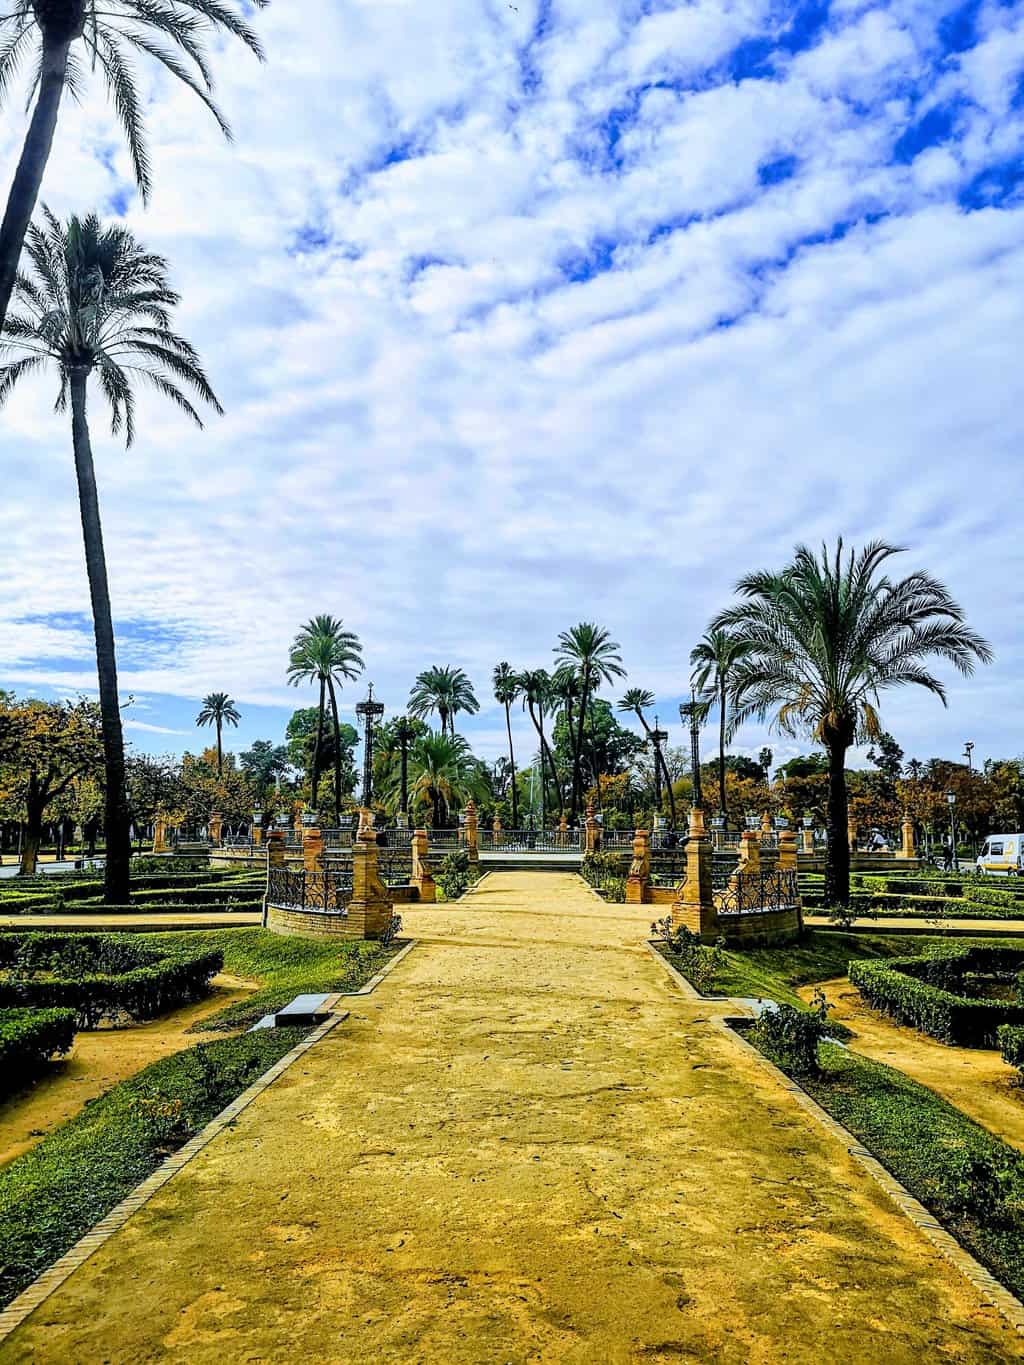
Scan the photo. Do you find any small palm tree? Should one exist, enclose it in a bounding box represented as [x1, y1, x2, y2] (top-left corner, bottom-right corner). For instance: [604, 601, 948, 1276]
[407, 731, 479, 828]
[517, 668, 562, 821]
[0, 0, 268, 333]
[713, 541, 991, 904]
[689, 628, 752, 821]
[492, 662, 520, 827]
[196, 692, 239, 775]
[554, 623, 625, 820]
[287, 616, 363, 821]
[618, 687, 676, 827]
[0, 210, 221, 903]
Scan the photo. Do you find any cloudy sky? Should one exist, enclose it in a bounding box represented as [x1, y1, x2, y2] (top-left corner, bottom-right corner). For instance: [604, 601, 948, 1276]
[1, 0, 1022, 772]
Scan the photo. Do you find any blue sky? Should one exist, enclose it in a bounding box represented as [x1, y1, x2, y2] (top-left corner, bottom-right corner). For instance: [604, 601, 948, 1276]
[1, 0, 1023, 771]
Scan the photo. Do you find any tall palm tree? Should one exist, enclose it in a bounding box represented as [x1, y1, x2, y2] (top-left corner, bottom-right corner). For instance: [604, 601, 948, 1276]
[492, 662, 520, 827]
[618, 687, 677, 827]
[407, 731, 479, 828]
[713, 541, 991, 905]
[196, 692, 239, 775]
[287, 615, 363, 822]
[0, 0, 268, 334]
[517, 668, 562, 821]
[689, 628, 753, 821]
[0, 210, 221, 903]
[554, 623, 625, 820]
[409, 665, 479, 738]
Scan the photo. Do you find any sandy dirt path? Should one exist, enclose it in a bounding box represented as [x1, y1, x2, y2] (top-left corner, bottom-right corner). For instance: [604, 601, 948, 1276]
[0, 874, 1015, 1363]
[802, 976, 1024, 1153]
[0, 974, 257, 1167]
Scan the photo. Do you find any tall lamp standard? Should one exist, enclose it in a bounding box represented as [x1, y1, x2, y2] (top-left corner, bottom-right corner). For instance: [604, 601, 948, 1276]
[356, 684, 385, 810]
[679, 695, 704, 811]
[394, 715, 416, 826]
[649, 718, 668, 825]
[946, 790, 958, 872]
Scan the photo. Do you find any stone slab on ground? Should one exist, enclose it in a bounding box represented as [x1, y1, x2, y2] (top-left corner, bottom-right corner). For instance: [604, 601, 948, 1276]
[0, 873, 1015, 1363]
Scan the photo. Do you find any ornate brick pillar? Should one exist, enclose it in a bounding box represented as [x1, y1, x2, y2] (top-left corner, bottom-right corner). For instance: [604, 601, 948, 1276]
[412, 828, 436, 903]
[625, 829, 651, 904]
[801, 826, 814, 854]
[209, 811, 223, 847]
[898, 814, 916, 860]
[348, 824, 394, 940]
[848, 816, 858, 853]
[672, 808, 716, 938]
[778, 829, 798, 872]
[262, 829, 287, 927]
[584, 799, 600, 854]
[153, 813, 169, 855]
[493, 816, 502, 848]
[464, 799, 479, 864]
[737, 829, 761, 874]
[302, 826, 323, 875]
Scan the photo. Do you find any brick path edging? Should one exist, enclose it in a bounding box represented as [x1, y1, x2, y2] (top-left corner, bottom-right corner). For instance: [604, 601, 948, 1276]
[645, 939, 1024, 1337]
[0, 937, 422, 1346]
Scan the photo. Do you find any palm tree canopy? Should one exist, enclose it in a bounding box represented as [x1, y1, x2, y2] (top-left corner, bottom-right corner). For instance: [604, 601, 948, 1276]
[0, 0, 268, 198]
[0, 208, 221, 441]
[407, 730, 484, 811]
[287, 615, 364, 689]
[689, 628, 751, 703]
[618, 687, 655, 716]
[492, 662, 519, 707]
[196, 692, 239, 727]
[712, 540, 992, 747]
[409, 665, 479, 730]
[517, 668, 552, 712]
[553, 622, 625, 690]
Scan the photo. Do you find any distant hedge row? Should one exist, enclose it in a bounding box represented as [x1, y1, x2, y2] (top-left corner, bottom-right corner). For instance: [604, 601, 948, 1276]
[0, 933, 223, 1028]
[850, 945, 1024, 1046]
[0, 1008, 77, 1091]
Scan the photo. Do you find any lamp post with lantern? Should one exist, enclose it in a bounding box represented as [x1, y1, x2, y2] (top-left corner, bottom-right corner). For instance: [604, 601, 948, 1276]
[946, 790, 958, 872]
[356, 683, 385, 810]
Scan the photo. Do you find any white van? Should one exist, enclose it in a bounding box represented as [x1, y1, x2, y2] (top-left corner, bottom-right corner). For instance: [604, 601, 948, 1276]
[976, 835, 1024, 877]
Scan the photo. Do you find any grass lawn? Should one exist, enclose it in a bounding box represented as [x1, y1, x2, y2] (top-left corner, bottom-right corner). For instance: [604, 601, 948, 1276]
[145, 927, 398, 1030]
[0, 1029, 301, 1310]
[797, 1042, 1024, 1302]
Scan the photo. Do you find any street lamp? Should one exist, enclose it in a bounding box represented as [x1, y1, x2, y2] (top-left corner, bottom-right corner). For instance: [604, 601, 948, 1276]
[946, 790, 958, 872]
[679, 696, 703, 811]
[649, 719, 668, 822]
[394, 715, 416, 826]
[355, 683, 385, 809]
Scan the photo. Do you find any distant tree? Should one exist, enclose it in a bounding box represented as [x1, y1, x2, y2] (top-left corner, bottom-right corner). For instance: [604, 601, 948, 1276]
[690, 627, 752, 820]
[777, 753, 829, 780]
[0, 211, 221, 902]
[196, 692, 240, 775]
[619, 688, 676, 826]
[239, 740, 290, 799]
[867, 731, 904, 790]
[125, 752, 182, 841]
[758, 746, 773, 784]
[409, 666, 479, 738]
[554, 623, 625, 820]
[517, 668, 561, 821]
[406, 731, 482, 828]
[287, 616, 363, 821]
[492, 663, 520, 827]
[714, 541, 991, 904]
[285, 707, 357, 803]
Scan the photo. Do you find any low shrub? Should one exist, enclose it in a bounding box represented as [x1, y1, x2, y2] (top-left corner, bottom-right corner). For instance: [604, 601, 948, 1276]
[999, 1024, 1024, 1083]
[748, 989, 832, 1074]
[850, 945, 1024, 1046]
[0, 933, 223, 1028]
[651, 917, 724, 995]
[0, 1007, 77, 1092]
[435, 850, 480, 901]
[581, 851, 629, 901]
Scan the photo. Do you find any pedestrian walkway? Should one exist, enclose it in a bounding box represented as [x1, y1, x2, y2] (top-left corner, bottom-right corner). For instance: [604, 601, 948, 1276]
[0, 874, 1013, 1362]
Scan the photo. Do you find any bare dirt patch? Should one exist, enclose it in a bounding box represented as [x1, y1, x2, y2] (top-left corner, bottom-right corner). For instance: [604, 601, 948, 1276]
[0, 972, 257, 1167]
[801, 976, 1024, 1153]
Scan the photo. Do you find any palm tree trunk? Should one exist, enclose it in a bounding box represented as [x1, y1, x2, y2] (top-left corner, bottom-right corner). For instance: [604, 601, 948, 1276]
[504, 702, 519, 827]
[718, 678, 727, 816]
[825, 737, 851, 905]
[526, 703, 546, 824]
[571, 676, 589, 821]
[70, 367, 130, 904]
[0, 35, 71, 334]
[216, 718, 223, 775]
[310, 677, 325, 808]
[326, 676, 343, 824]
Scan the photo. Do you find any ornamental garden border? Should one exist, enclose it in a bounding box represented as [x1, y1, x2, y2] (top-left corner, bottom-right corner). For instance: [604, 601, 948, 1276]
[850, 945, 1024, 1046]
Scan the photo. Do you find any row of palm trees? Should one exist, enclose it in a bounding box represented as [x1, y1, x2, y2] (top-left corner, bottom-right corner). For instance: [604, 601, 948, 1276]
[0, 2, 271, 903]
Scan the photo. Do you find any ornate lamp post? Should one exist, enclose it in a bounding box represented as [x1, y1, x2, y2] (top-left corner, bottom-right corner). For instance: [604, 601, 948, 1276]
[946, 789, 958, 872]
[679, 696, 703, 811]
[394, 715, 416, 826]
[649, 718, 668, 825]
[356, 683, 385, 809]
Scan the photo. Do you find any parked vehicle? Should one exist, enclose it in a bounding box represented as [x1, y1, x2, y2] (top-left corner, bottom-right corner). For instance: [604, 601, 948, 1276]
[976, 834, 1024, 876]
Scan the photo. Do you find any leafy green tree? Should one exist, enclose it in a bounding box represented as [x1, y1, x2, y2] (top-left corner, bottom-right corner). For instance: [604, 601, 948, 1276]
[689, 627, 752, 820]
[517, 668, 561, 821]
[867, 731, 904, 790]
[239, 740, 290, 799]
[713, 541, 991, 904]
[195, 692, 239, 775]
[492, 662, 520, 827]
[176, 749, 253, 825]
[618, 688, 676, 826]
[409, 665, 479, 738]
[0, 694, 103, 874]
[125, 752, 182, 839]
[286, 615, 363, 822]
[554, 623, 625, 820]
[0, 211, 221, 902]
[0, 0, 268, 334]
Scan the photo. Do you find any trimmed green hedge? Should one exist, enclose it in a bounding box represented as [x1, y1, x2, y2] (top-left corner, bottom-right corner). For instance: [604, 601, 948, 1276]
[0, 933, 222, 1028]
[850, 945, 1024, 1045]
[0, 1007, 77, 1091]
[998, 1024, 1024, 1079]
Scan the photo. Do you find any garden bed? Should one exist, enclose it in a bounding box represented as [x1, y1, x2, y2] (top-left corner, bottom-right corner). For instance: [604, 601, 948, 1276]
[850, 945, 1024, 1045]
[0, 1008, 77, 1096]
[0, 933, 222, 1028]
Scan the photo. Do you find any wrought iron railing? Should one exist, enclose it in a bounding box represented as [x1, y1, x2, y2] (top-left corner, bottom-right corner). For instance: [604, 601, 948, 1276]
[480, 828, 582, 852]
[266, 867, 353, 913]
[599, 831, 634, 849]
[427, 828, 459, 849]
[650, 851, 687, 887]
[321, 828, 354, 850]
[714, 869, 799, 915]
[379, 849, 414, 886]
